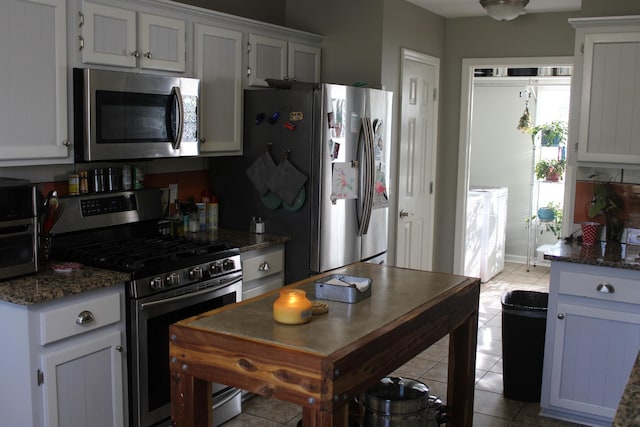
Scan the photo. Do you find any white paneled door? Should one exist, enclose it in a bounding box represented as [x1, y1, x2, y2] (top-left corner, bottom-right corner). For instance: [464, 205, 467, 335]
[395, 49, 439, 271]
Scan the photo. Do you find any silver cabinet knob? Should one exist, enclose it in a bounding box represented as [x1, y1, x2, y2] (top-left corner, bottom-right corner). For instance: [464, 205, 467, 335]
[557, 313, 565, 320]
[144, 52, 152, 59]
[76, 310, 95, 325]
[115, 345, 123, 353]
[61, 139, 71, 147]
[131, 50, 140, 58]
[258, 261, 270, 271]
[596, 283, 615, 293]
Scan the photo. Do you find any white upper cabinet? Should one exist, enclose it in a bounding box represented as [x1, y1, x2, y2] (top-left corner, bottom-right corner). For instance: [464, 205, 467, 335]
[571, 16, 640, 164]
[194, 24, 243, 155]
[80, 1, 185, 72]
[288, 41, 322, 83]
[0, 0, 70, 165]
[248, 34, 321, 86]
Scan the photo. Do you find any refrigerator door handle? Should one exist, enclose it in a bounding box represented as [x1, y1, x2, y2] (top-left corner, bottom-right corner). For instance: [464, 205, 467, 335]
[358, 117, 375, 236]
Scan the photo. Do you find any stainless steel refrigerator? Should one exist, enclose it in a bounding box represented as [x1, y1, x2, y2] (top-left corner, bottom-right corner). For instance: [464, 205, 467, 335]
[210, 83, 393, 283]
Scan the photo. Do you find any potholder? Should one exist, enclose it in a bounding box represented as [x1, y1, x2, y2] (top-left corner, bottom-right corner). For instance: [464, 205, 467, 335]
[266, 158, 308, 206]
[245, 151, 277, 195]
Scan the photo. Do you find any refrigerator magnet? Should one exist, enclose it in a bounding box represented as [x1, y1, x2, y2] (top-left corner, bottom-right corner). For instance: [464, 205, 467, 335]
[290, 111, 304, 121]
[255, 113, 265, 125]
[268, 111, 280, 124]
[284, 121, 296, 131]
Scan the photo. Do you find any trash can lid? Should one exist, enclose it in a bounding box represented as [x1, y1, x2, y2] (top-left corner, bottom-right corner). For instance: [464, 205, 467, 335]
[501, 290, 548, 311]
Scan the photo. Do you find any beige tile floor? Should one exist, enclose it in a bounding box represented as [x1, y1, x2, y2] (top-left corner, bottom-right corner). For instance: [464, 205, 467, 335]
[221, 262, 587, 426]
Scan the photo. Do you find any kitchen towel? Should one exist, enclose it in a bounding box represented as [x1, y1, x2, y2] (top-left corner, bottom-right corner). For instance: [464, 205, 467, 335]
[267, 158, 308, 206]
[246, 151, 277, 195]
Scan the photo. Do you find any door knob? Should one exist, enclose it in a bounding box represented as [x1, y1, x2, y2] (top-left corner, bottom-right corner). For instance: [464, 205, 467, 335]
[399, 209, 412, 218]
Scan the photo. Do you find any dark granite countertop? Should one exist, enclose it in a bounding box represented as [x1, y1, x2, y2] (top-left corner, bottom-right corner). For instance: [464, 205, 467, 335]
[614, 350, 640, 427]
[0, 229, 289, 306]
[543, 240, 640, 271]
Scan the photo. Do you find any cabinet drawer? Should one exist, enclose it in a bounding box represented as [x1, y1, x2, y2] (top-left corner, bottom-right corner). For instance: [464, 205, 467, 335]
[242, 249, 284, 282]
[40, 292, 121, 345]
[558, 271, 640, 304]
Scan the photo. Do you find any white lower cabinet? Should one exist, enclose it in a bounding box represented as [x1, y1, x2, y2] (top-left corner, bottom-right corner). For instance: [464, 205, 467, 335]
[541, 262, 640, 426]
[241, 244, 285, 300]
[0, 286, 126, 427]
[41, 330, 124, 427]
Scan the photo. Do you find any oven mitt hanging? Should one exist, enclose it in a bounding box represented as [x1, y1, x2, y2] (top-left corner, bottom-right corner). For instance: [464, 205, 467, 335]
[267, 158, 308, 206]
[246, 151, 277, 195]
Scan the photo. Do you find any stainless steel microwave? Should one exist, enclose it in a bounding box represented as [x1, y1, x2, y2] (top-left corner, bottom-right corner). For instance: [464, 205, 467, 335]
[73, 68, 200, 162]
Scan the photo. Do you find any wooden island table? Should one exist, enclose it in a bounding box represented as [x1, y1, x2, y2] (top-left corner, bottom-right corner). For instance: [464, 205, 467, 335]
[169, 263, 480, 427]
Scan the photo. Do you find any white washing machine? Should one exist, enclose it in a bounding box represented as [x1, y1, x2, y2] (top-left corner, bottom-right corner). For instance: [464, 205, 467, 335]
[466, 186, 508, 283]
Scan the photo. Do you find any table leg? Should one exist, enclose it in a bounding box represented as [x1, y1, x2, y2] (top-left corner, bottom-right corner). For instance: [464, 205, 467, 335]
[447, 310, 479, 427]
[170, 371, 211, 427]
[301, 405, 349, 427]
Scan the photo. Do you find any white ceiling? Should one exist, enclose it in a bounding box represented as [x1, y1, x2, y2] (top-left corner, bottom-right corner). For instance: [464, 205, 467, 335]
[405, 0, 582, 19]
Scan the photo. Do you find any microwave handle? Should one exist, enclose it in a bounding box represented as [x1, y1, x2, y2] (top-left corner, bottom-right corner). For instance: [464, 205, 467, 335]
[171, 86, 184, 150]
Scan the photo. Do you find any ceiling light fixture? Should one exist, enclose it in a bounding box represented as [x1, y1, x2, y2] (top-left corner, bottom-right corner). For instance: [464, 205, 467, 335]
[479, 0, 529, 21]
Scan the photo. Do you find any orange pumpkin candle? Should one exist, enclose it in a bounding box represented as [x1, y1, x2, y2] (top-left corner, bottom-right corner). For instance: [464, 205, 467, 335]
[273, 289, 312, 324]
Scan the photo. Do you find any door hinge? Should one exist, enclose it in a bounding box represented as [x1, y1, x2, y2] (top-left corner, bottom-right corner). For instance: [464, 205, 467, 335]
[247, 66, 252, 77]
[433, 88, 438, 102]
[579, 42, 584, 55]
[37, 369, 44, 386]
[247, 42, 252, 54]
[78, 11, 84, 27]
[79, 36, 84, 51]
[574, 141, 579, 152]
[429, 182, 434, 194]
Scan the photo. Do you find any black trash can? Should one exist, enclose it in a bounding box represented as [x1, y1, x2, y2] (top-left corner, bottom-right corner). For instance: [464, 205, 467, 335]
[501, 290, 548, 402]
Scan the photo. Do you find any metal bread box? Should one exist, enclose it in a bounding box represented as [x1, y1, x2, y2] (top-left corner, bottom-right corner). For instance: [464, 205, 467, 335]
[315, 275, 372, 303]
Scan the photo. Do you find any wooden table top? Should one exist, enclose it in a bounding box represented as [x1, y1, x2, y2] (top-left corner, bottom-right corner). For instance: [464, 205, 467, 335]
[178, 262, 473, 355]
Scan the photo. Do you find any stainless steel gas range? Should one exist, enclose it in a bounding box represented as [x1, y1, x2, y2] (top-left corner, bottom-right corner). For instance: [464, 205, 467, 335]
[51, 188, 243, 427]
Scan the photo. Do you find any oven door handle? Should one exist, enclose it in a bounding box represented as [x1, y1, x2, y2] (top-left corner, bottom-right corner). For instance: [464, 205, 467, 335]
[140, 276, 241, 310]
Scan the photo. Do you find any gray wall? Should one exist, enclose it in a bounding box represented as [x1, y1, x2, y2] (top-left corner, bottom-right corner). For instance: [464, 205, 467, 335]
[285, 0, 385, 87]
[172, 0, 285, 25]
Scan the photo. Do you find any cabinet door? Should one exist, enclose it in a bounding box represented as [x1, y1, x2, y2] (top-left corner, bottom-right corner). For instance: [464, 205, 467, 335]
[549, 302, 640, 420]
[41, 330, 125, 427]
[288, 42, 321, 83]
[139, 13, 185, 72]
[248, 34, 287, 87]
[577, 32, 640, 163]
[80, 1, 136, 67]
[195, 24, 243, 154]
[0, 0, 69, 164]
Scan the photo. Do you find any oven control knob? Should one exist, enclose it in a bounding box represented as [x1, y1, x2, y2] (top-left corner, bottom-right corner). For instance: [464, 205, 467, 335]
[222, 259, 235, 271]
[189, 267, 204, 280]
[165, 272, 180, 287]
[149, 277, 164, 290]
[210, 262, 222, 274]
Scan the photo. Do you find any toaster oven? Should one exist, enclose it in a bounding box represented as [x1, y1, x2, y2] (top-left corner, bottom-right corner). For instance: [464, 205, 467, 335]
[0, 178, 39, 280]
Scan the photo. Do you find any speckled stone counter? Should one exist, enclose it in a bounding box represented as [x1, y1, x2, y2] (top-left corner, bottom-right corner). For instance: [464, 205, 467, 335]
[0, 265, 129, 305]
[190, 228, 290, 252]
[0, 228, 289, 306]
[614, 350, 640, 427]
[543, 240, 640, 271]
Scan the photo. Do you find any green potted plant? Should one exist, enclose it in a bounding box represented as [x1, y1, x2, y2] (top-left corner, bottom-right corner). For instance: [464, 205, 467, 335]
[584, 182, 624, 259]
[527, 202, 563, 239]
[535, 158, 566, 181]
[528, 120, 568, 146]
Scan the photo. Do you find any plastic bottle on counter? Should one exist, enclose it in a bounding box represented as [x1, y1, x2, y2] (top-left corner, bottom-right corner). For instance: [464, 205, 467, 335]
[255, 217, 265, 234]
[250, 216, 257, 233]
[207, 196, 218, 230]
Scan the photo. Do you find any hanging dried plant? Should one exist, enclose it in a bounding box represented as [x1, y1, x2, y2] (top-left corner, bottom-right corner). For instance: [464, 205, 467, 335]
[517, 104, 531, 133]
